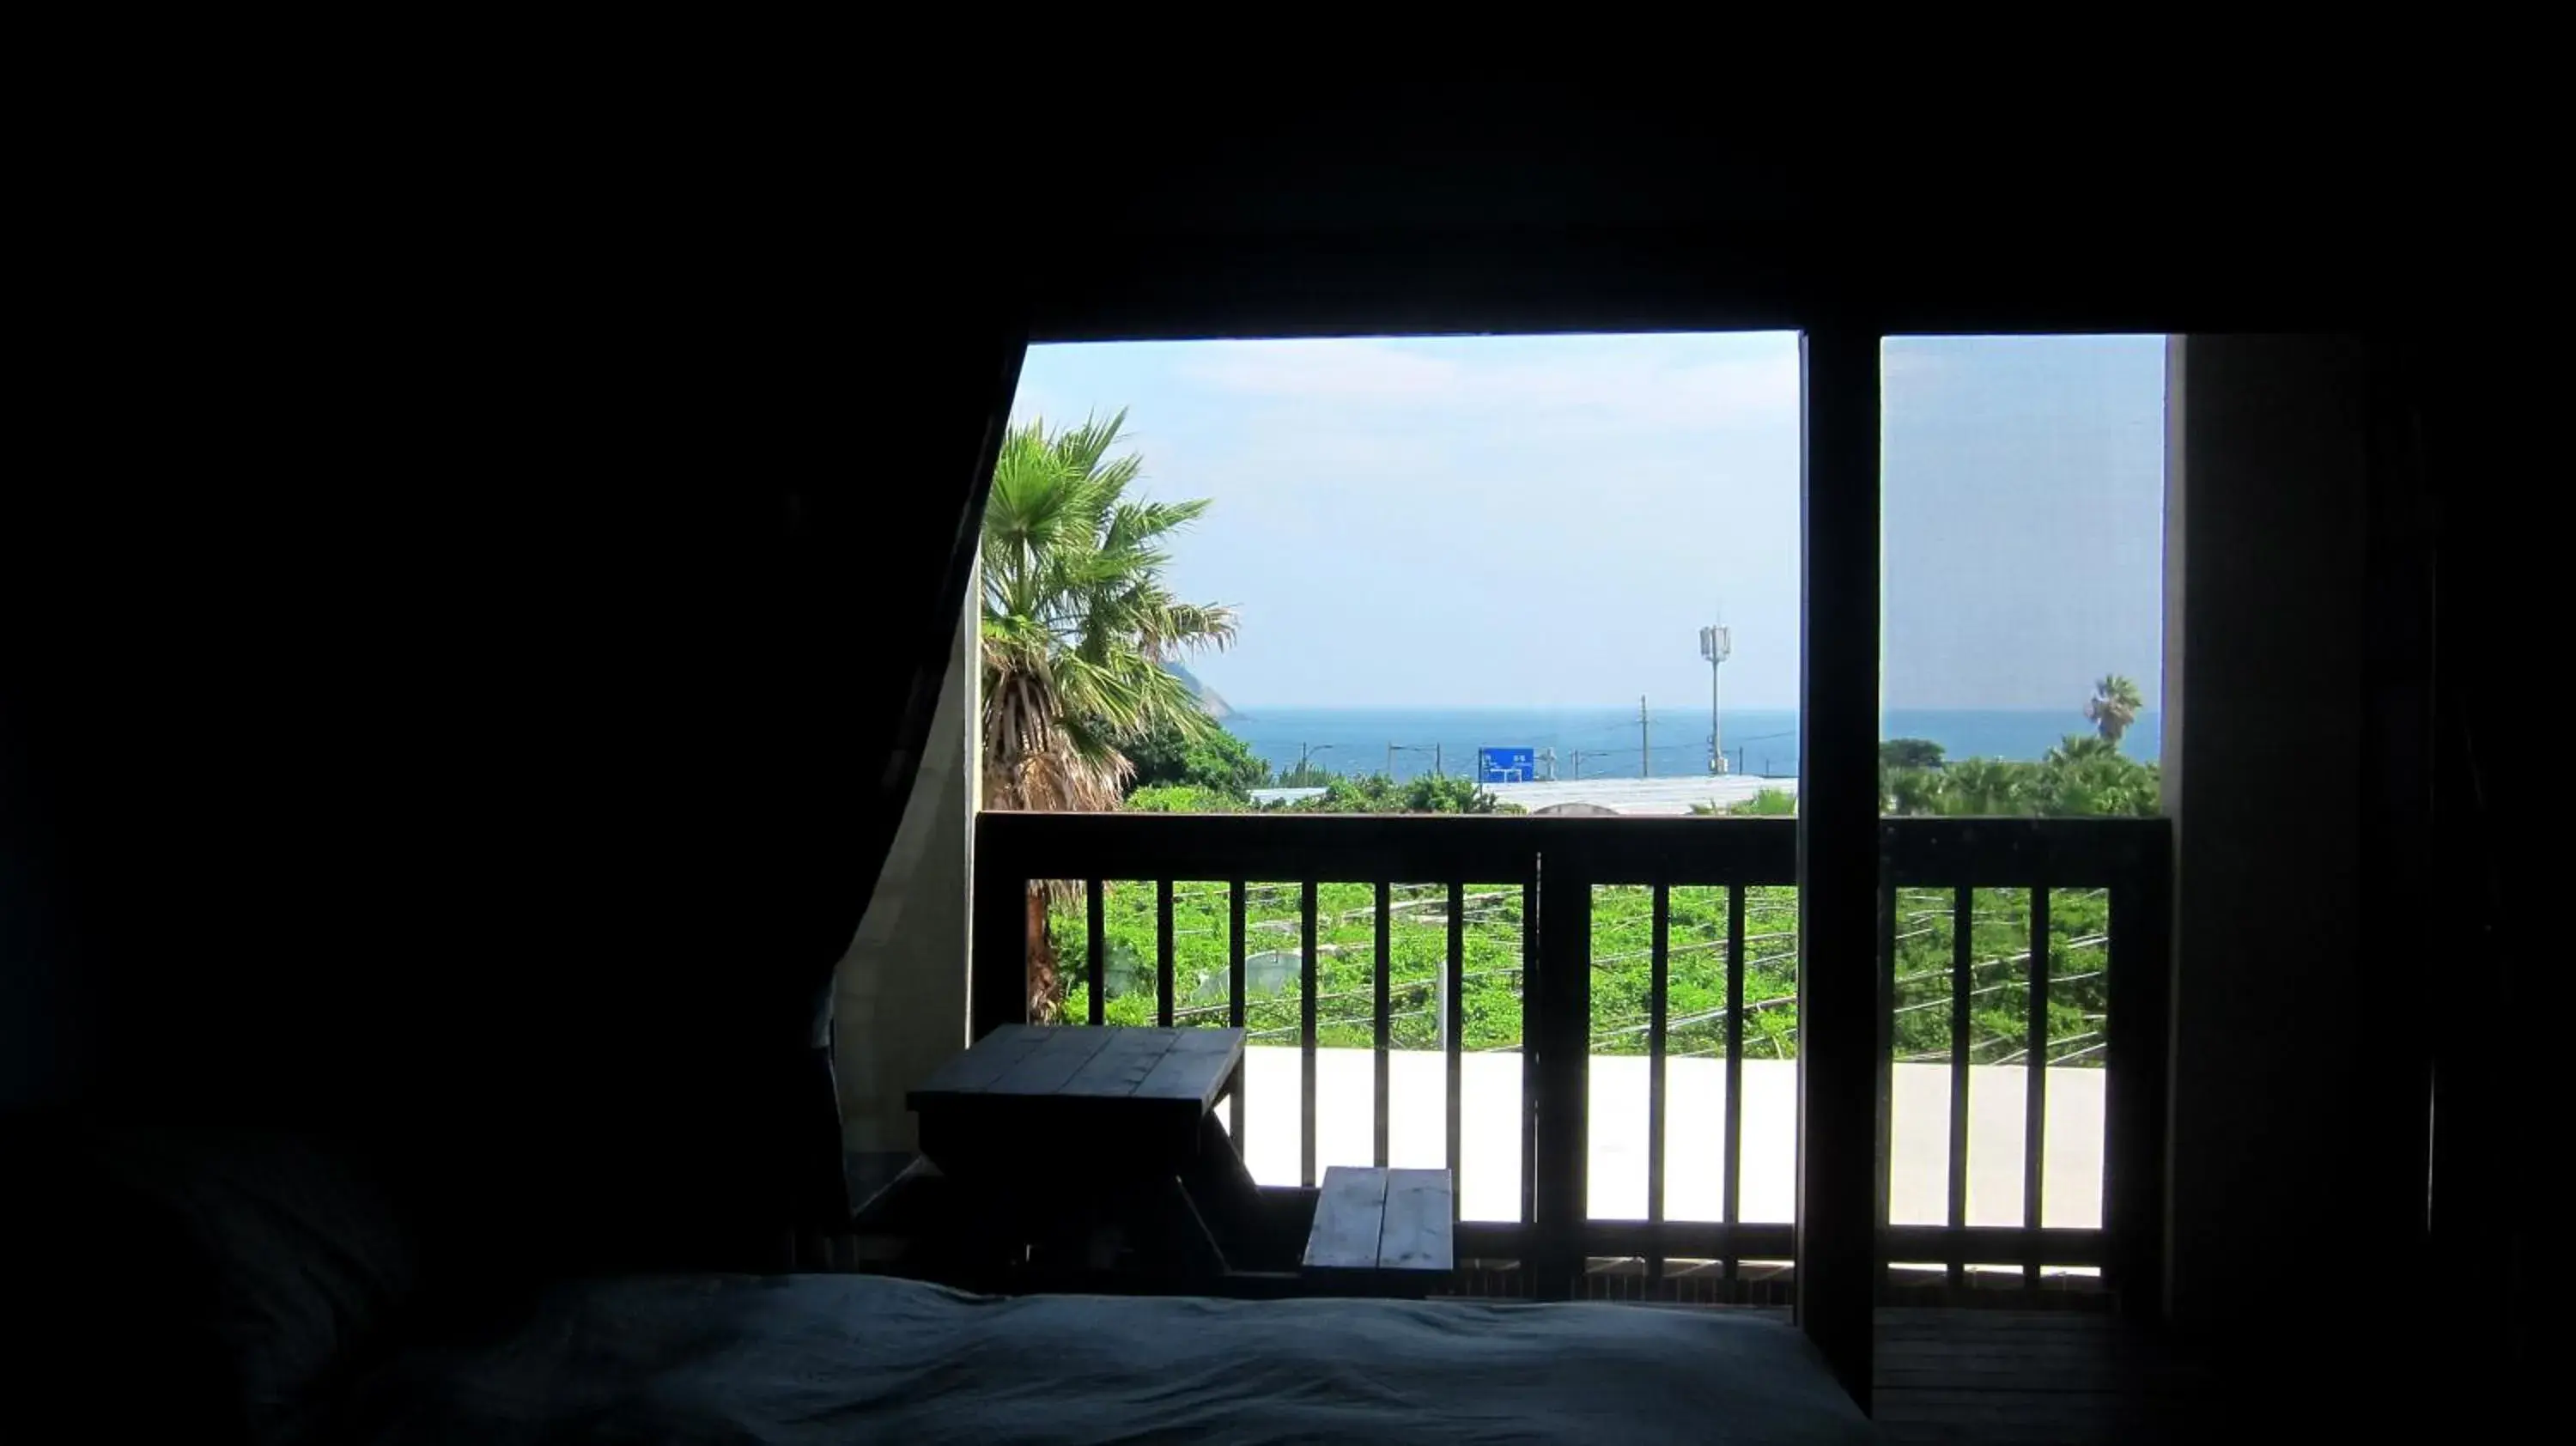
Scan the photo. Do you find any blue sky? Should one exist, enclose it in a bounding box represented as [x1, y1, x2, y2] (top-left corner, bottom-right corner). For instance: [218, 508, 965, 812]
[1012, 333, 2164, 711]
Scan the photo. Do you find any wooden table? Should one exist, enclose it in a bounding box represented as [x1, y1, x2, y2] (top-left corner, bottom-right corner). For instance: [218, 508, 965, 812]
[906, 1026, 1272, 1284]
[909, 1024, 1243, 1162]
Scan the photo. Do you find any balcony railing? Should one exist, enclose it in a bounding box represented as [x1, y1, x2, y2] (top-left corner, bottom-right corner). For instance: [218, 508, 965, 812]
[970, 811, 2169, 1307]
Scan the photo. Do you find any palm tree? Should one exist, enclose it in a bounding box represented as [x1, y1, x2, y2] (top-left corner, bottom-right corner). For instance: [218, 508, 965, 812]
[2036, 733, 2160, 815]
[980, 410, 1236, 1017]
[2046, 733, 2121, 767]
[1882, 761, 1948, 816]
[1941, 756, 2024, 815]
[2083, 674, 2144, 747]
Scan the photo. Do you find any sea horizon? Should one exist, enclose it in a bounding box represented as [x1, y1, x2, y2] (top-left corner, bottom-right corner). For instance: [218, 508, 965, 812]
[1218, 705, 2161, 782]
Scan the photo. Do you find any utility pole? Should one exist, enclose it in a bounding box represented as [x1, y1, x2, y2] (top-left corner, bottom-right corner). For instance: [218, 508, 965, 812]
[1639, 696, 1651, 778]
[1700, 623, 1731, 775]
[1434, 742, 1443, 778]
[1297, 742, 1335, 778]
[1571, 750, 1583, 780]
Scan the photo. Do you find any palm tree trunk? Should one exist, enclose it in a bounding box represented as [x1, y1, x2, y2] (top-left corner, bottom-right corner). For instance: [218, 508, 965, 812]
[1024, 885, 1060, 1025]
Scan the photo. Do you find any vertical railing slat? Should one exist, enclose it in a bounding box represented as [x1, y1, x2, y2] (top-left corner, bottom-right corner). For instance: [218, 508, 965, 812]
[1228, 879, 1246, 1145]
[2105, 834, 2173, 1318]
[1722, 883, 1747, 1286]
[1301, 879, 1318, 1189]
[1445, 881, 1465, 1196]
[2023, 884, 2051, 1287]
[1874, 878, 1897, 1299]
[1647, 884, 1670, 1281]
[1085, 878, 1106, 1028]
[1374, 880, 1392, 1168]
[1155, 879, 1175, 1028]
[1520, 876, 1539, 1231]
[1947, 884, 1973, 1287]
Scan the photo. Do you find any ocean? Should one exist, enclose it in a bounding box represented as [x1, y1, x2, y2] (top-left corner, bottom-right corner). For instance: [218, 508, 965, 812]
[1224, 707, 2161, 782]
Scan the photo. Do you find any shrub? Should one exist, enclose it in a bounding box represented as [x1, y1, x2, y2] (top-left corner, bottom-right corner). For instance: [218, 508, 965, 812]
[1121, 715, 1270, 800]
[1124, 784, 1243, 813]
[1279, 773, 1523, 815]
[1877, 740, 2160, 818]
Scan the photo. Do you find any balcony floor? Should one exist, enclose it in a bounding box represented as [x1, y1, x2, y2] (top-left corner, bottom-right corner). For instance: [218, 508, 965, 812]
[1862, 1308, 2216, 1444]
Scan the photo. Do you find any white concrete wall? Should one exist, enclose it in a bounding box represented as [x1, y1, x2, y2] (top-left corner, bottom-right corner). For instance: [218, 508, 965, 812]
[833, 590, 975, 1156]
[1224, 1046, 2103, 1231]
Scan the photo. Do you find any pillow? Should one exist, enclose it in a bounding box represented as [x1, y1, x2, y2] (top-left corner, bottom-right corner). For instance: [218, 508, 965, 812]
[11, 1121, 420, 1444]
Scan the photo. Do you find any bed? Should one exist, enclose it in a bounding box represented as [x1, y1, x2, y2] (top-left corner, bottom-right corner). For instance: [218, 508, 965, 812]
[17, 1122, 1874, 1443]
[329, 1273, 1874, 1444]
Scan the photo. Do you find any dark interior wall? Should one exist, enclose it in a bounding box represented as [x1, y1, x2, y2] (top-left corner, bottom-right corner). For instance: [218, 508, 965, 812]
[4, 127, 1017, 1255]
[3, 488, 841, 1220]
[2163, 336, 2382, 1331]
[5, 509, 993, 1236]
[2167, 332, 2533, 1379]
[2416, 342, 2543, 1375]
[1012, 87, 2453, 343]
[2, 700, 88, 1108]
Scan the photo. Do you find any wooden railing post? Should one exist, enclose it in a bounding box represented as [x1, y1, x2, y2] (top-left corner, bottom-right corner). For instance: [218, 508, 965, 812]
[1531, 849, 1591, 1300]
[969, 813, 1030, 1040]
[1797, 325, 1880, 1411]
[2105, 822, 2173, 1318]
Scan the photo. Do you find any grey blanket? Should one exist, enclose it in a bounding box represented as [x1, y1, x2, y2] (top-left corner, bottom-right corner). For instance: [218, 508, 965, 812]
[338, 1273, 1874, 1444]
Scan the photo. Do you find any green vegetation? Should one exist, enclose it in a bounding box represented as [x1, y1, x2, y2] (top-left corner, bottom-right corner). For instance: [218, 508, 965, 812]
[1116, 770, 1524, 816]
[1064, 680, 2143, 1066]
[1058, 880, 2105, 1067]
[1062, 880, 1526, 1049]
[1123, 783, 1245, 814]
[1690, 787, 1795, 817]
[1121, 711, 1269, 800]
[1873, 682, 2160, 818]
[1279, 773, 1523, 815]
[1878, 734, 2158, 818]
[1738, 787, 1800, 816]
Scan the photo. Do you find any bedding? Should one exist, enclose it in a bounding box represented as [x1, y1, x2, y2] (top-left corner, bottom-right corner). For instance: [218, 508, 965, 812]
[14, 1121, 422, 1446]
[331, 1273, 1874, 1444]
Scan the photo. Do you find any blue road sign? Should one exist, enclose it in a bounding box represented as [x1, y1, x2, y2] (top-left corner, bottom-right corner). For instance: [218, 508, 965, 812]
[1478, 746, 1535, 784]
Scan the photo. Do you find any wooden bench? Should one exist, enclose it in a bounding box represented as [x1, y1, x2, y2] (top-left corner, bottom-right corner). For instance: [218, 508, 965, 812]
[1299, 1166, 1454, 1297]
